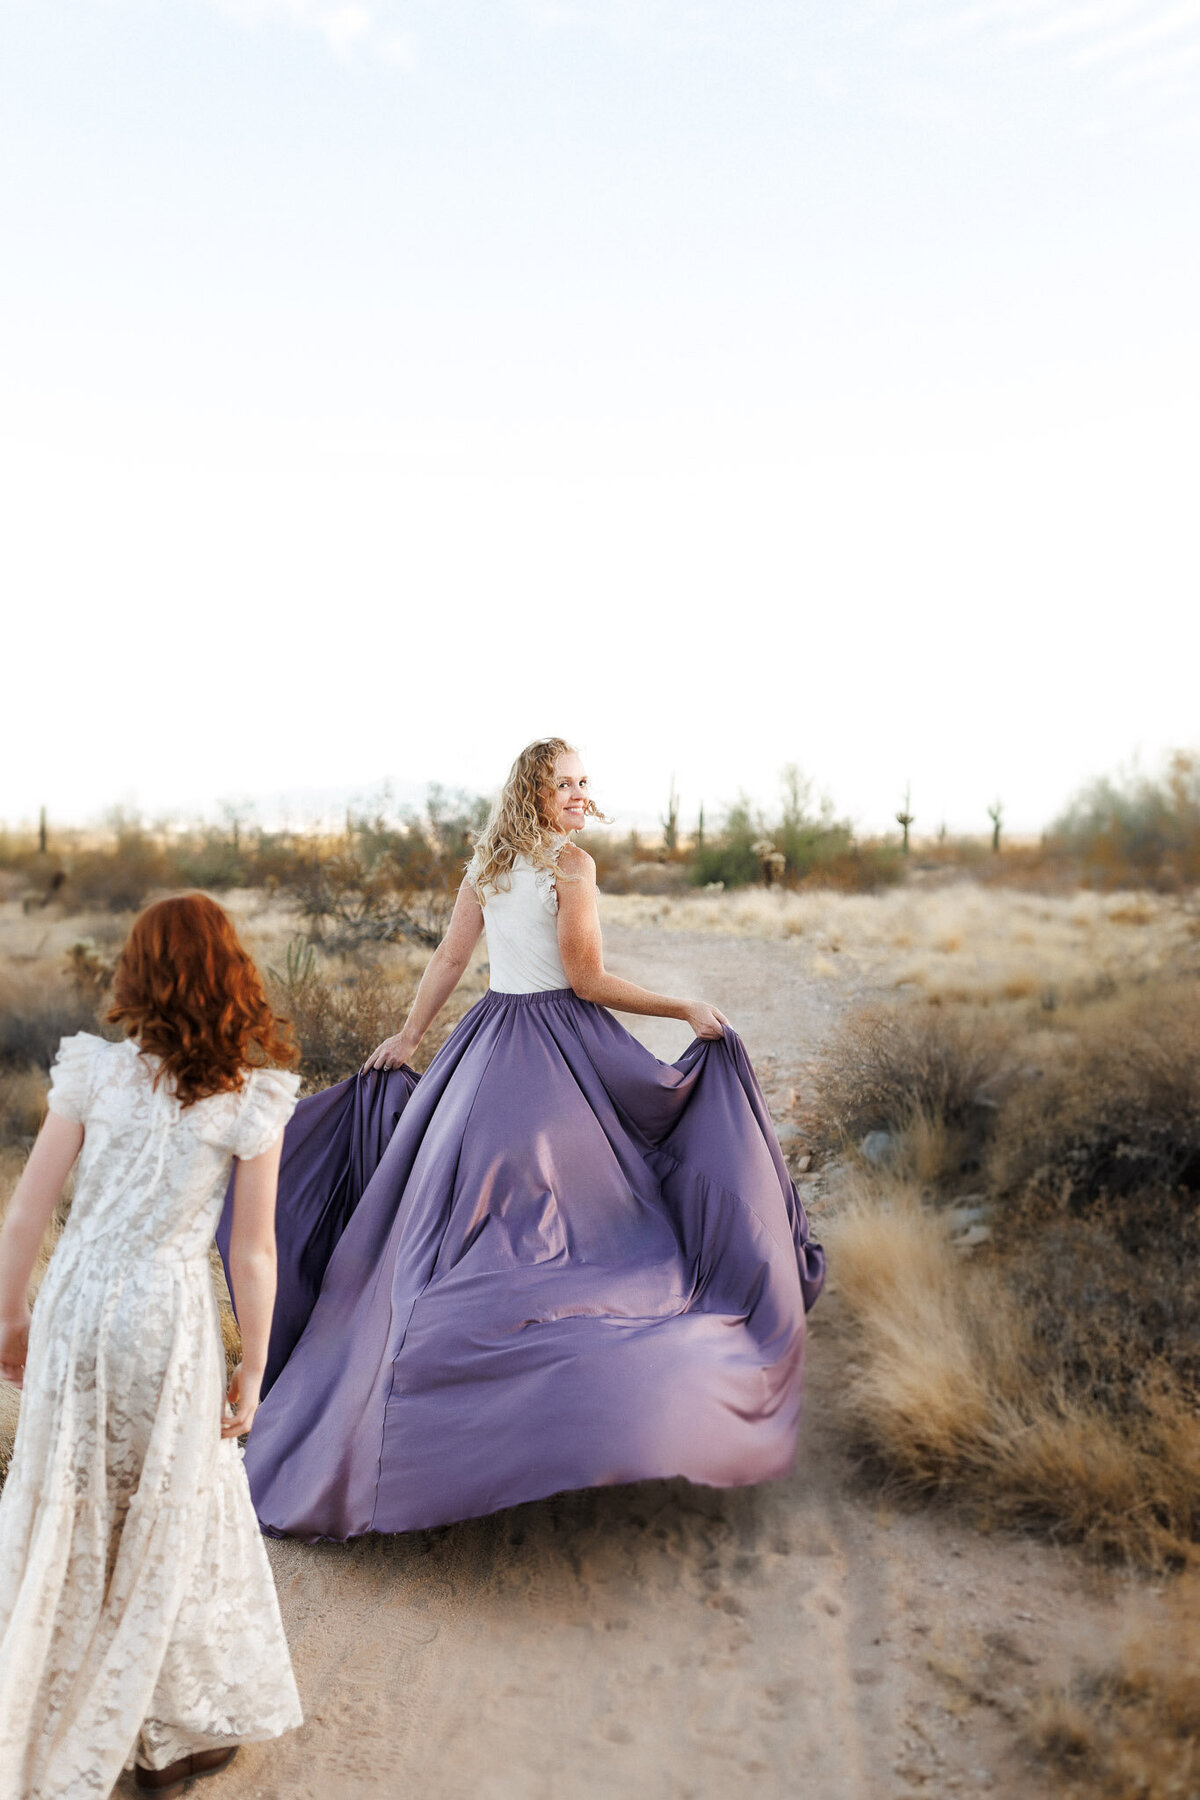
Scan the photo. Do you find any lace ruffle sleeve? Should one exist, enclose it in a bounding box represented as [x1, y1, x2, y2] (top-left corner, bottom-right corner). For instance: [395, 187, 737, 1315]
[532, 836, 567, 916]
[231, 1068, 301, 1161]
[46, 1032, 106, 1124]
[464, 854, 482, 898]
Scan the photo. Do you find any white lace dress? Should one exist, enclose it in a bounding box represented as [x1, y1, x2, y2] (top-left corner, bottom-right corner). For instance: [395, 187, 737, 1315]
[0, 1034, 304, 1799]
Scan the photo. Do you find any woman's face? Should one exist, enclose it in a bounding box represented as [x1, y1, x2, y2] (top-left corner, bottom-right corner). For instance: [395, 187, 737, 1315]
[546, 751, 590, 834]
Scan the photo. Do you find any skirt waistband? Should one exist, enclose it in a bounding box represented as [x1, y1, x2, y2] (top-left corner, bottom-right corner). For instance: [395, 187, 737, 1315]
[482, 986, 577, 1006]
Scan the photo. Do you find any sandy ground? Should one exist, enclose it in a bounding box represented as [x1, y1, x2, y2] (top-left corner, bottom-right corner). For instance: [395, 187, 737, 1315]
[103, 924, 1138, 1800]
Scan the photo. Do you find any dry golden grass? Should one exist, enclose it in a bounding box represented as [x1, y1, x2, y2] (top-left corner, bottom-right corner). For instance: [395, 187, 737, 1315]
[600, 881, 1196, 1009]
[1032, 1572, 1200, 1797]
[825, 1176, 1200, 1566]
[824, 1177, 999, 1477]
[813, 968, 1200, 1566]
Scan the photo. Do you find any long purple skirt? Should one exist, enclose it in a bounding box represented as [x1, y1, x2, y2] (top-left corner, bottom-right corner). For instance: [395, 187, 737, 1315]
[220, 988, 825, 1541]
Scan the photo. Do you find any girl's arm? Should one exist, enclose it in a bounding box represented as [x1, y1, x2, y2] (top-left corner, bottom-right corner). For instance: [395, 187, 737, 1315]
[223, 1129, 285, 1439]
[0, 1111, 85, 1386]
[556, 845, 728, 1039]
[362, 878, 485, 1072]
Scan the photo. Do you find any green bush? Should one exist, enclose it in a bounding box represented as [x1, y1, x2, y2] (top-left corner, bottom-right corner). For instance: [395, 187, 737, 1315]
[1051, 751, 1200, 888]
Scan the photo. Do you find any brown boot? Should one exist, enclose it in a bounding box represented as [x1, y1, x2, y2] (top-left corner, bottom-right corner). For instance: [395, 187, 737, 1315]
[134, 1746, 238, 1792]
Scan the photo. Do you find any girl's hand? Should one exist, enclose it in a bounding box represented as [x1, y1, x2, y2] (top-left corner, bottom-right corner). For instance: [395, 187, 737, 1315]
[683, 1002, 730, 1041]
[222, 1361, 263, 1439]
[0, 1312, 31, 1388]
[362, 1032, 419, 1074]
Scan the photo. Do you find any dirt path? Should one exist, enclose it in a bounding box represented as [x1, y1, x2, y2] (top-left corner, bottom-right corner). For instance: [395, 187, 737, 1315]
[122, 929, 1131, 1800]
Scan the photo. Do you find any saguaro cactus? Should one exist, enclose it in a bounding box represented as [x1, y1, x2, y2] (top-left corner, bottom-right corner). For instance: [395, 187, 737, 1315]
[38, 805, 47, 856]
[662, 778, 680, 853]
[988, 800, 1003, 853]
[696, 802, 705, 849]
[895, 785, 914, 854]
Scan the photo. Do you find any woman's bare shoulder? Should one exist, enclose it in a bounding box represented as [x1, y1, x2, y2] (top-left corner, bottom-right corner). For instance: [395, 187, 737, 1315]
[557, 842, 596, 879]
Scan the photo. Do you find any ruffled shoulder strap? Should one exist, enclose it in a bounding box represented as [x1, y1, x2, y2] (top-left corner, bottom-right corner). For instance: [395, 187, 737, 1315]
[531, 834, 568, 916]
[231, 1067, 301, 1160]
[192, 1066, 300, 1158]
[46, 1032, 108, 1124]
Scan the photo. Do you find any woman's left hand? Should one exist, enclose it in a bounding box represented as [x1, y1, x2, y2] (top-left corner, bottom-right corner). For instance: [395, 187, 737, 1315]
[0, 1312, 31, 1388]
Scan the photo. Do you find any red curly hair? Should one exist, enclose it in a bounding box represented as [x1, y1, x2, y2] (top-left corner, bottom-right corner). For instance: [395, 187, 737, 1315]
[107, 893, 297, 1107]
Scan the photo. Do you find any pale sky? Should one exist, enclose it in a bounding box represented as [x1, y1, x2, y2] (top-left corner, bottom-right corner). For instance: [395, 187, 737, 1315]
[2, 0, 1197, 839]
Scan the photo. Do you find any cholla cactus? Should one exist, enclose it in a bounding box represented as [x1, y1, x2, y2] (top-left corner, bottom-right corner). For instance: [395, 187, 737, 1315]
[752, 838, 786, 886]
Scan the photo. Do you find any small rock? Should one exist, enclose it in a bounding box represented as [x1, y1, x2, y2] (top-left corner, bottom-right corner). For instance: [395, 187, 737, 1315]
[791, 1152, 811, 1172]
[946, 1204, 991, 1232]
[859, 1130, 897, 1166]
[957, 1224, 992, 1249]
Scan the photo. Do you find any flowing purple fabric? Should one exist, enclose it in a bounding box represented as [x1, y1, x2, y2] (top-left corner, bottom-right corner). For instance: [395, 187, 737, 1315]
[219, 989, 825, 1542]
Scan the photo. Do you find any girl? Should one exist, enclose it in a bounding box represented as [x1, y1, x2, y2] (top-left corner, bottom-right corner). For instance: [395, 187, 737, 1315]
[0, 894, 302, 1797]
[233, 740, 826, 1541]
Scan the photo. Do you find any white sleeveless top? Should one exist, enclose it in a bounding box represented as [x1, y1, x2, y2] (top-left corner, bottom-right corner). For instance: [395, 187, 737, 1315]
[466, 840, 569, 994]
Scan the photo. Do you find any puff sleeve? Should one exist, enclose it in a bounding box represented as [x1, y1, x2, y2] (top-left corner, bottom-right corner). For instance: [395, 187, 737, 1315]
[230, 1068, 301, 1161]
[46, 1032, 105, 1124]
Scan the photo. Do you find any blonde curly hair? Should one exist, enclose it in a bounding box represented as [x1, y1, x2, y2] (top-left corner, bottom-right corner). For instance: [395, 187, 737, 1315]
[469, 738, 609, 904]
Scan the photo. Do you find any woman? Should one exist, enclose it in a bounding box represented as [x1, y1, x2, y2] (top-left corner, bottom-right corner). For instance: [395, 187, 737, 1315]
[229, 739, 825, 1542]
[0, 894, 302, 1797]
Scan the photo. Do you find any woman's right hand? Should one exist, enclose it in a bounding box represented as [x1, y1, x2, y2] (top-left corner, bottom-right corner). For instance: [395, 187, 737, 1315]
[222, 1361, 262, 1439]
[362, 1031, 419, 1073]
[683, 1002, 730, 1040]
[0, 1312, 30, 1388]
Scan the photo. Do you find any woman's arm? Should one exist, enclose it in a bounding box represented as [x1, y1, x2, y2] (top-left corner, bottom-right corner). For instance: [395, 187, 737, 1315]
[362, 878, 485, 1072]
[0, 1111, 85, 1386]
[556, 846, 728, 1039]
[223, 1129, 284, 1439]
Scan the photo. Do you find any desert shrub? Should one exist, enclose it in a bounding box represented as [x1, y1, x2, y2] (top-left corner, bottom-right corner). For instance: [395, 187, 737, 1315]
[0, 966, 104, 1071]
[689, 775, 903, 894]
[1051, 750, 1200, 889]
[803, 1002, 1012, 1157]
[990, 985, 1200, 1208]
[1032, 1572, 1200, 1798]
[689, 798, 764, 888]
[796, 844, 905, 893]
[0, 1066, 49, 1147]
[816, 976, 1200, 1564]
[0, 945, 119, 1145]
[64, 821, 174, 912]
[265, 940, 469, 1090]
[986, 983, 1200, 1418]
[266, 944, 402, 1089]
[0, 786, 490, 922]
[280, 789, 489, 952]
